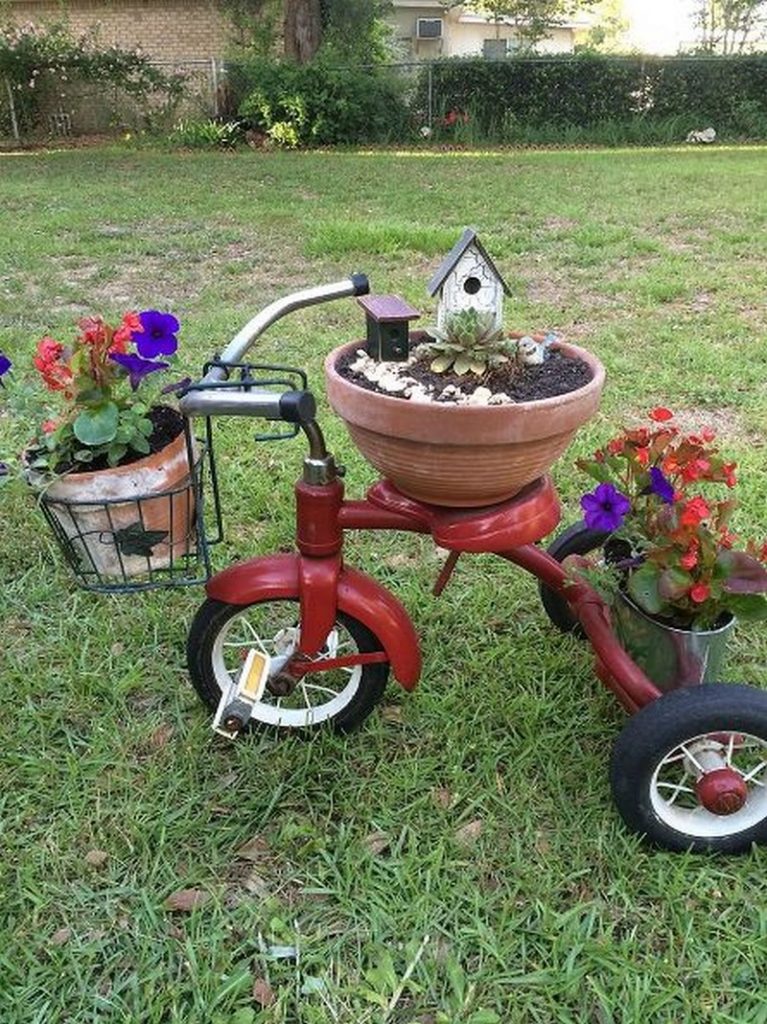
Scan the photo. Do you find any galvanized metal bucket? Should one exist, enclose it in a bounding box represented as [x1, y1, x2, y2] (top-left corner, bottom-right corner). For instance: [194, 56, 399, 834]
[613, 593, 736, 692]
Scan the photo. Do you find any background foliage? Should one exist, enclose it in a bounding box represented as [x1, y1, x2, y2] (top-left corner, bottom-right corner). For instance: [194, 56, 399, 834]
[416, 53, 767, 143]
[234, 58, 409, 146]
[0, 21, 184, 136]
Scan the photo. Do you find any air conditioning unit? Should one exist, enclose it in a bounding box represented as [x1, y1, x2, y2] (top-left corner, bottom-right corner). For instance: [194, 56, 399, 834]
[416, 17, 443, 40]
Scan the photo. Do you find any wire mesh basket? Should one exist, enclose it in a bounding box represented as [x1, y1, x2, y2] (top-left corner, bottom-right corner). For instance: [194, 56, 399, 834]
[37, 361, 308, 593]
[38, 420, 222, 593]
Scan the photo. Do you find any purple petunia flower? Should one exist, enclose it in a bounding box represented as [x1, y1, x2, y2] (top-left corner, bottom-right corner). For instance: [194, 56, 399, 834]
[0, 352, 11, 377]
[649, 465, 675, 504]
[110, 352, 170, 390]
[132, 310, 180, 358]
[580, 482, 631, 532]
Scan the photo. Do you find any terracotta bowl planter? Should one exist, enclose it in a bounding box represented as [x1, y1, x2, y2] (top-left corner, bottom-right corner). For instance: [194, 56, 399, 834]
[37, 428, 197, 579]
[325, 340, 605, 507]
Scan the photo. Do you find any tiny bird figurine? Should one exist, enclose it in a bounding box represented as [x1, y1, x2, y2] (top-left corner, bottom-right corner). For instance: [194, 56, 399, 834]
[516, 331, 557, 366]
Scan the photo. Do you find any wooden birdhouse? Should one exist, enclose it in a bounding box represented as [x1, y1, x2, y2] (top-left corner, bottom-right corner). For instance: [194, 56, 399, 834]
[357, 294, 420, 362]
[427, 228, 510, 333]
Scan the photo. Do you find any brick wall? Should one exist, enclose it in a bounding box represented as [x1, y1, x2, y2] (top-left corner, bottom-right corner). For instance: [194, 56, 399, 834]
[7, 0, 233, 61]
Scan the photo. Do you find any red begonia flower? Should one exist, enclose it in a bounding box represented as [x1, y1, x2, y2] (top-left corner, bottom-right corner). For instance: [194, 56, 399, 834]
[690, 583, 711, 603]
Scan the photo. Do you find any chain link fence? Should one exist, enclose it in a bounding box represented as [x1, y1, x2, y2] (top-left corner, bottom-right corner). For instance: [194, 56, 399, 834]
[4, 54, 767, 145]
[1, 58, 225, 144]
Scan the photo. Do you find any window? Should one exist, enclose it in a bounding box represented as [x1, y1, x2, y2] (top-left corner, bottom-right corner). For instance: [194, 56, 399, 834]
[482, 38, 508, 59]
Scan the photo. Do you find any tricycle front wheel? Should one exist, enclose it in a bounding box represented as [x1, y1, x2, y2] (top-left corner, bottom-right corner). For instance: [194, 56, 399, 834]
[187, 598, 389, 733]
[611, 684, 767, 853]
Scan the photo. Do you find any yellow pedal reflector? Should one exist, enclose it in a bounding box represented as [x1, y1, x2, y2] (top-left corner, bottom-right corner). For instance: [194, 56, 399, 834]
[240, 649, 269, 701]
[212, 648, 271, 739]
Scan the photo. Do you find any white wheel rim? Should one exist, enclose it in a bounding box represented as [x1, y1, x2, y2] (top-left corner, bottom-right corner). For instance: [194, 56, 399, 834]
[650, 731, 767, 838]
[211, 604, 363, 728]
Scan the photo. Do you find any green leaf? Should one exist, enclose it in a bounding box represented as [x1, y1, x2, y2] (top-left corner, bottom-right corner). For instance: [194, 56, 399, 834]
[431, 355, 453, 373]
[73, 402, 119, 445]
[453, 354, 471, 375]
[727, 594, 767, 622]
[467, 1012, 501, 1024]
[106, 443, 127, 467]
[627, 563, 664, 615]
[658, 567, 690, 602]
[130, 435, 151, 455]
[718, 550, 767, 594]
[73, 449, 94, 463]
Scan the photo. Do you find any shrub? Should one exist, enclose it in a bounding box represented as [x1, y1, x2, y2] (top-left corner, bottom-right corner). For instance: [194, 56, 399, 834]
[236, 58, 409, 147]
[0, 21, 184, 138]
[418, 54, 767, 144]
[168, 119, 243, 149]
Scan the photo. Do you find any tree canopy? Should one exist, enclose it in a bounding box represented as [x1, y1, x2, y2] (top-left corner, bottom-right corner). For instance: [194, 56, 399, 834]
[693, 0, 767, 53]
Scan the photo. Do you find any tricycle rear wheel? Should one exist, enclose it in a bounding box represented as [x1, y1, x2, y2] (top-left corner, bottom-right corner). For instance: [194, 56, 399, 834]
[538, 521, 609, 635]
[610, 683, 767, 853]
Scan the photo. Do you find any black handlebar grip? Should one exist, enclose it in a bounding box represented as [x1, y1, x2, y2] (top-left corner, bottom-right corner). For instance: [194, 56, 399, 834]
[350, 273, 370, 296]
[279, 390, 317, 424]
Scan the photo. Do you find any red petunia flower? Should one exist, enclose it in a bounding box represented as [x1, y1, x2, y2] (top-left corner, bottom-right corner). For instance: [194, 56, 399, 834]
[112, 311, 141, 352]
[78, 316, 108, 347]
[680, 496, 711, 527]
[690, 582, 711, 603]
[680, 549, 698, 570]
[649, 407, 674, 422]
[34, 336, 74, 392]
[681, 458, 711, 483]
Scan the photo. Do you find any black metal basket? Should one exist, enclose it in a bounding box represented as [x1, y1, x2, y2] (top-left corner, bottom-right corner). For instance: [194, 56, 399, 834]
[38, 361, 307, 594]
[38, 419, 223, 594]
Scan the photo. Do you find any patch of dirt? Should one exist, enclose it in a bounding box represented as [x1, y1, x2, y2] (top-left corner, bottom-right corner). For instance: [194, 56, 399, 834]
[542, 215, 579, 232]
[623, 405, 764, 447]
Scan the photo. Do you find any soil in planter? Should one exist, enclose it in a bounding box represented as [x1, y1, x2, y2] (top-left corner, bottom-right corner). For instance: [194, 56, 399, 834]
[336, 347, 593, 403]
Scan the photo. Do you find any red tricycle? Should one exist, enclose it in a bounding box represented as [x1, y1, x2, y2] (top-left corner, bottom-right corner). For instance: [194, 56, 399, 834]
[180, 277, 767, 854]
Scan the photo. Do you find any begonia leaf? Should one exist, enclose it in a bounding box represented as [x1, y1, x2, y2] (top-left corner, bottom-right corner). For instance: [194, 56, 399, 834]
[73, 402, 119, 446]
[627, 562, 664, 615]
[719, 550, 767, 594]
[658, 567, 690, 601]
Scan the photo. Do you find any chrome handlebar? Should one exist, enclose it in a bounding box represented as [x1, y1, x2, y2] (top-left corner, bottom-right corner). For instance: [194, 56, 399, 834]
[179, 274, 368, 421]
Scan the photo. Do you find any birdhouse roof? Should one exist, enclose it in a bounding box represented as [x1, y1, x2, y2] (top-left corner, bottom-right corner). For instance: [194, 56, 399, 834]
[427, 228, 510, 297]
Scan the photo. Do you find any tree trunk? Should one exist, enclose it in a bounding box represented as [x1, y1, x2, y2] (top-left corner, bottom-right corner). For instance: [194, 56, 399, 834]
[284, 0, 322, 62]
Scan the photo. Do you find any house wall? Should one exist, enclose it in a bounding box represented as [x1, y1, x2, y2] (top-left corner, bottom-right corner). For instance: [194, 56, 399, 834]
[388, 4, 576, 59]
[6, 0, 232, 61]
[450, 24, 575, 57]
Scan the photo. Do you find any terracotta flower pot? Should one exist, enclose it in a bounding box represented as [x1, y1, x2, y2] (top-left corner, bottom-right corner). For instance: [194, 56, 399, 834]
[325, 340, 605, 507]
[37, 428, 197, 580]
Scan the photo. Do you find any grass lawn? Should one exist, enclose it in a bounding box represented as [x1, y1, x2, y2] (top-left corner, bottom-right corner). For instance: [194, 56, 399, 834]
[2, 143, 767, 1023]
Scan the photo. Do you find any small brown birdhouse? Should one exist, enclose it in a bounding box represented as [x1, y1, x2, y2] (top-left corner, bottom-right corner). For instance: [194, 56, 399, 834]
[357, 294, 420, 362]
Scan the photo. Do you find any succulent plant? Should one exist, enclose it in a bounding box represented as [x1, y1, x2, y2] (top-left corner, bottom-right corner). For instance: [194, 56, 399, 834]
[423, 308, 515, 375]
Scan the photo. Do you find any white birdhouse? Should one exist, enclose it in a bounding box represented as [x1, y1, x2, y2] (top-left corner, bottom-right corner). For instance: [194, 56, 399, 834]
[427, 228, 510, 333]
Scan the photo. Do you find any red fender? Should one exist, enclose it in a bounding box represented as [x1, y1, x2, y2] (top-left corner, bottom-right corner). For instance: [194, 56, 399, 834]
[205, 553, 421, 690]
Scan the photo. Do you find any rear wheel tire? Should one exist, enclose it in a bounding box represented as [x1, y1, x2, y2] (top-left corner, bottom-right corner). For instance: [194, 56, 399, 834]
[187, 597, 389, 733]
[610, 684, 767, 853]
[538, 521, 610, 635]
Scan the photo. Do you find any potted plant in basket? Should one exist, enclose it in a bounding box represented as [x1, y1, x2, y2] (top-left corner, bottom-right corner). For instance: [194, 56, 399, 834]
[19, 309, 196, 579]
[324, 229, 605, 508]
[572, 407, 767, 689]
